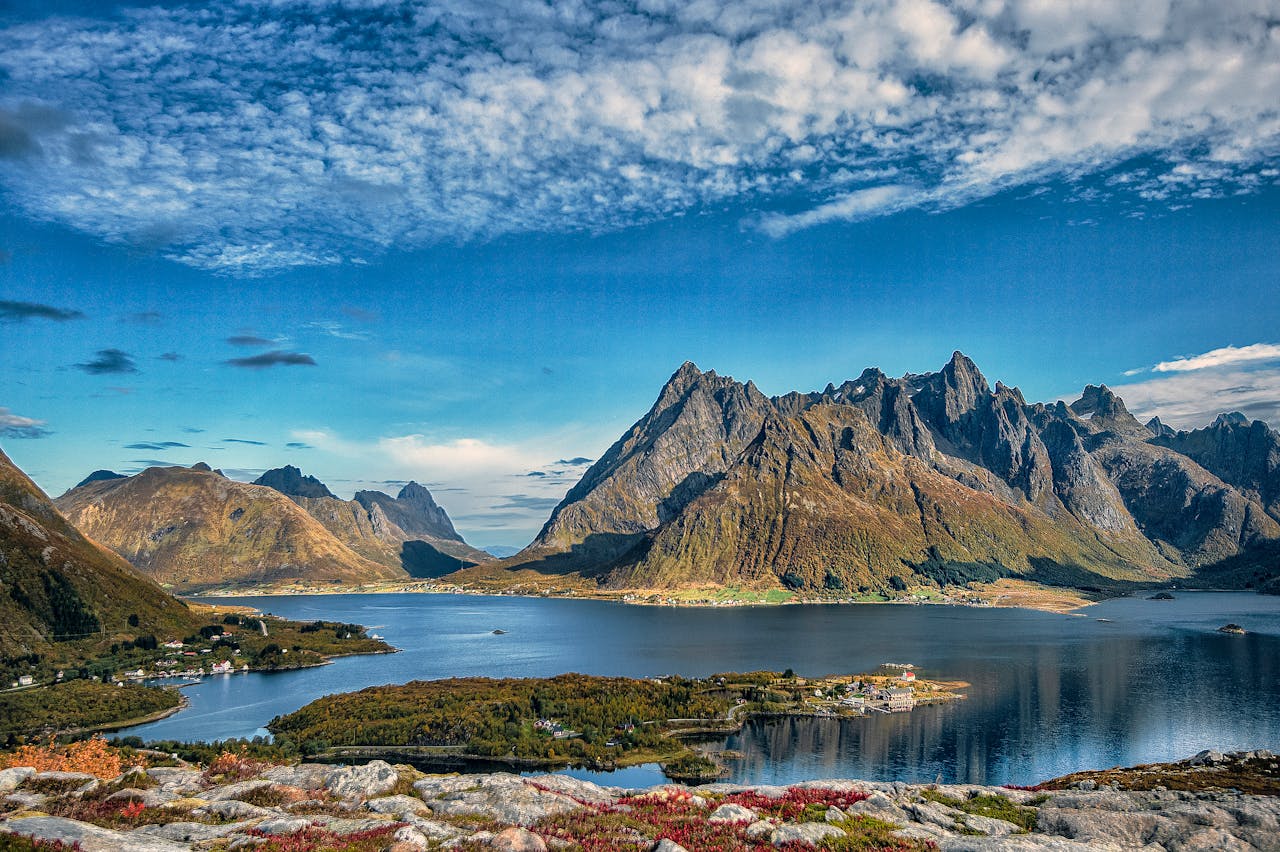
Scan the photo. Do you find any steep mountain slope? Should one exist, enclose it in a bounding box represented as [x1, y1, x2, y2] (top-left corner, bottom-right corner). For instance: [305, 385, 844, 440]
[0, 447, 196, 656]
[55, 465, 405, 591]
[252, 468, 492, 575]
[486, 355, 1280, 595]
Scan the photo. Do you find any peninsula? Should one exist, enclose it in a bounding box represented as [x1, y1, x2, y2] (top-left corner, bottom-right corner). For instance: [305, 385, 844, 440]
[267, 670, 964, 782]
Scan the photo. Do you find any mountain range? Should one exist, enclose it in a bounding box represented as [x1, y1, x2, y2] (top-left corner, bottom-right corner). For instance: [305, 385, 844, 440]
[474, 353, 1280, 596]
[54, 464, 488, 592]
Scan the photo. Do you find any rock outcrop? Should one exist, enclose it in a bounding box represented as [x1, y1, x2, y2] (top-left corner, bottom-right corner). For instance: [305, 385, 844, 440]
[1, 752, 1276, 851]
[485, 355, 1280, 596]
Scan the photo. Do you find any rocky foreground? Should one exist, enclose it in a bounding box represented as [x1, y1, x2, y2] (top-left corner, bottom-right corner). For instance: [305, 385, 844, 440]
[0, 751, 1277, 851]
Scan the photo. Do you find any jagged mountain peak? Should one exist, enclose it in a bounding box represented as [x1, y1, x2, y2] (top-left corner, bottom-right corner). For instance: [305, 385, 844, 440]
[1146, 416, 1176, 438]
[493, 353, 1280, 596]
[397, 481, 436, 503]
[255, 464, 337, 499]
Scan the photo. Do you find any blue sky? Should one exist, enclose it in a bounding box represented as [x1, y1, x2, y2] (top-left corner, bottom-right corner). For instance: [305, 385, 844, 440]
[2, 0, 1280, 547]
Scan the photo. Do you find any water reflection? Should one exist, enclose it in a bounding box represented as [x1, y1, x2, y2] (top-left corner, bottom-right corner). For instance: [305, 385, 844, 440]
[725, 630, 1280, 786]
[118, 591, 1280, 786]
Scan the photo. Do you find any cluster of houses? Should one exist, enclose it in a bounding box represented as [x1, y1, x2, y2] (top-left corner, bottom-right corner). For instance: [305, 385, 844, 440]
[811, 676, 917, 714]
[533, 718, 581, 740]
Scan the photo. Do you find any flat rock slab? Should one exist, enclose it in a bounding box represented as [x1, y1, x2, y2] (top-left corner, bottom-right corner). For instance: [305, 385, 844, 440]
[770, 821, 846, 846]
[0, 768, 35, 793]
[130, 820, 254, 843]
[0, 815, 191, 852]
[366, 793, 431, 816]
[325, 759, 400, 799]
[194, 798, 276, 820]
[523, 773, 624, 805]
[415, 773, 582, 826]
[254, 816, 313, 835]
[261, 763, 331, 790]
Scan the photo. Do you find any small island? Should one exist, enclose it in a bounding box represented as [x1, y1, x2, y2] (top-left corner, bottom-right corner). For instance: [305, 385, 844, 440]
[268, 669, 965, 781]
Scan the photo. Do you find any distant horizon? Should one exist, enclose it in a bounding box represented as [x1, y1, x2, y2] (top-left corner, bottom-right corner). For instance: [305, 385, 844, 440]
[4, 0, 1279, 546]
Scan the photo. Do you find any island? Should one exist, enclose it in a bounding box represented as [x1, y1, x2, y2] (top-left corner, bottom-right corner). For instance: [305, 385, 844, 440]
[268, 669, 965, 781]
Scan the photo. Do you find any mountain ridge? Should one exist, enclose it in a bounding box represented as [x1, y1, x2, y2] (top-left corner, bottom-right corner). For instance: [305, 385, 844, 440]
[474, 354, 1280, 596]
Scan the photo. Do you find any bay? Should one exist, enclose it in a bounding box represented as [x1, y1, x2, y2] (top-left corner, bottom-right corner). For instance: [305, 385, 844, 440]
[119, 591, 1280, 787]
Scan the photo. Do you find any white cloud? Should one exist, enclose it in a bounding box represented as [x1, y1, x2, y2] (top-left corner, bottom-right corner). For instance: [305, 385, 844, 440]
[0, 406, 50, 438]
[755, 185, 917, 237]
[289, 425, 609, 545]
[378, 436, 538, 480]
[1115, 367, 1280, 430]
[0, 0, 1278, 271]
[1152, 343, 1280, 373]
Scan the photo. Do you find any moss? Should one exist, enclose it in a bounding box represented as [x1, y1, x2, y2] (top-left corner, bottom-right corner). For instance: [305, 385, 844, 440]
[822, 816, 938, 851]
[919, 790, 1037, 833]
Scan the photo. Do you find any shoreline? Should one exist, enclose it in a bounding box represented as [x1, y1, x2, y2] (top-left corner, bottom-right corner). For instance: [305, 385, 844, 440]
[184, 576, 1106, 615]
[64, 688, 190, 736]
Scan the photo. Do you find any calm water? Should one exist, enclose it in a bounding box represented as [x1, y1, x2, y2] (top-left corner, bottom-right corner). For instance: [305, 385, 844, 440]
[119, 591, 1280, 787]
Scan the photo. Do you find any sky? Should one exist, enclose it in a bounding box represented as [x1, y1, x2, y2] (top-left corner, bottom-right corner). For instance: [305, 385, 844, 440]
[2, 0, 1279, 548]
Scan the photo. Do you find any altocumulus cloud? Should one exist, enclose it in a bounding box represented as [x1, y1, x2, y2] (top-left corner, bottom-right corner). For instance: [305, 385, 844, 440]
[0, 0, 1278, 273]
[225, 350, 316, 368]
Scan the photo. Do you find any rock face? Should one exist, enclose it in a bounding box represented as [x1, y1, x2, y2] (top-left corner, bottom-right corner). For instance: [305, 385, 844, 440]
[492, 354, 1280, 595]
[1, 752, 1276, 852]
[54, 464, 405, 592]
[253, 467, 492, 575]
[0, 446, 197, 657]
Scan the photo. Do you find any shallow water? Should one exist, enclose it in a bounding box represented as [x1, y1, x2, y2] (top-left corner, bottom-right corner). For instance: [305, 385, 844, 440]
[119, 591, 1280, 786]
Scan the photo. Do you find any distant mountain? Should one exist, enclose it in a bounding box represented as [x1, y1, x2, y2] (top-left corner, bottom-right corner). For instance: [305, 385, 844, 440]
[253, 467, 492, 575]
[55, 464, 404, 592]
[253, 465, 336, 499]
[73, 469, 126, 489]
[482, 355, 1280, 596]
[0, 446, 196, 656]
[354, 483, 463, 541]
[482, 545, 522, 558]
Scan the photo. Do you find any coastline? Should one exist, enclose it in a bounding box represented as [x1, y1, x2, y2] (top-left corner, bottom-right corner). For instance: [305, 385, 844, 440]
[184, 576, 1102, 615]
[65, 688, 191, 736]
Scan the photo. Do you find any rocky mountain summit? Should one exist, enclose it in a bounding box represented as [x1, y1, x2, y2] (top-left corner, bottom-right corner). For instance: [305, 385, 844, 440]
[252, 465, 336, 500]
[1, 751, 1276, 851]
[0, 446, 196, 656]
[254, 467, 492, 577]
[54, 464, 404, 592]
[491, 354, 1280, 596]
